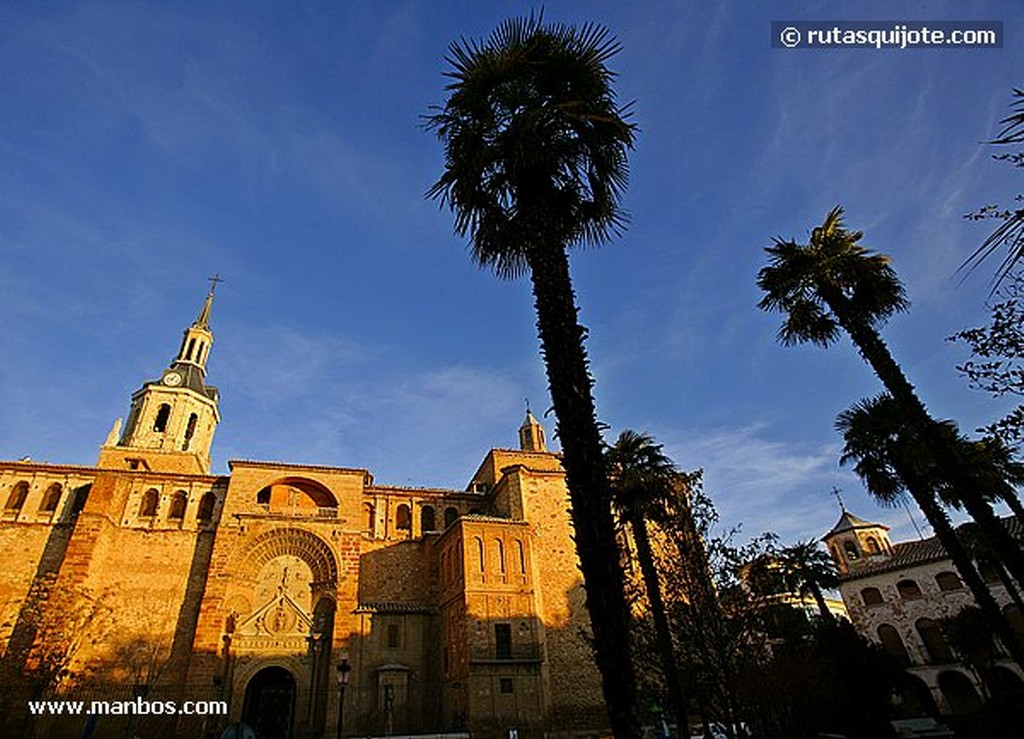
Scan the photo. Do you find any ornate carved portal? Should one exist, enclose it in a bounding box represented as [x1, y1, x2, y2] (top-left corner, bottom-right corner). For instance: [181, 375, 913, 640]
[225, 530, 338, 737]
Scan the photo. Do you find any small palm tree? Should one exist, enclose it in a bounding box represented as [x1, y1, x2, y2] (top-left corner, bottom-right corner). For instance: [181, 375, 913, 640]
[777, 541, 839, 623]
[607, 430, 689, 735]
[836, 394, 1024, 668]
[427, 14, 638, 736]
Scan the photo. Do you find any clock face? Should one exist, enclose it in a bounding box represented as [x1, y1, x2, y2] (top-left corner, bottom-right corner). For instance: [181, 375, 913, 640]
[163, 372, 183, 387]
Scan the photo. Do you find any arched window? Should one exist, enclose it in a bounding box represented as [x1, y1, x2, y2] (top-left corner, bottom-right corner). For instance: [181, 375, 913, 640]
[444, 506, 458, 528]
[916, 618, 954, 664]
[938, 670, 982, 714]
[256, 486, 271, 505]
[897, 579, 923, 599]
[197, 492, 216, 523]
[861, 587, 884, 606]
[877, 624, 910, 665]
[365, 504, 376, 537]
[475, 537, 485, 572]
[421, 506, 436, 533]
[153, 404, 171, 433]
[140, 489, 160, 517]
[182, 413, 198, 450]
[843, 540, 859, 560]
[935, 571, 963, 592]
[516, 540, 526, 574]
[495, 539, 505, 573]
[6, 481, 29, 511]
[39, 483, 62, 513]
[864, 536, 881, 555]
[396, 504, 411, 531]
[169, 491, 188, 519]
[185, 337, 196, 361]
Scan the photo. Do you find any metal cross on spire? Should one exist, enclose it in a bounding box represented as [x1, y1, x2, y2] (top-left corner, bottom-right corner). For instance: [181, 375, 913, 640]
[207, 273, 225, 295]
[830, 486, 846, 513]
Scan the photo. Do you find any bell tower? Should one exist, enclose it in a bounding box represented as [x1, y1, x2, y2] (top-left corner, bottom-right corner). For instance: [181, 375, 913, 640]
[822, 509, 892, 576]
[98, 278, 222, 474]
[518, 404, 547, 452]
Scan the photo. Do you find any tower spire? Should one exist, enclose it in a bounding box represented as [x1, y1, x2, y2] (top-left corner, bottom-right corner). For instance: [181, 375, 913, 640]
[193, 274, 223, 330]
[519, 400, 547, 452]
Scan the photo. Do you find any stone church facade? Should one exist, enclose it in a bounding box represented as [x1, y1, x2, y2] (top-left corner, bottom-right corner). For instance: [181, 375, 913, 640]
[0, 287, 604, 738]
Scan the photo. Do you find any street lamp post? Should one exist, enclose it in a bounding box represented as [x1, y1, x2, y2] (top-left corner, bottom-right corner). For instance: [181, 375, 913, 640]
[335, 658, 351, 739]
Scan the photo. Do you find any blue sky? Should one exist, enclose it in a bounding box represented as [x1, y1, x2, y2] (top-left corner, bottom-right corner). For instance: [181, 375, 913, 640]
[1, 1, 1021, 547]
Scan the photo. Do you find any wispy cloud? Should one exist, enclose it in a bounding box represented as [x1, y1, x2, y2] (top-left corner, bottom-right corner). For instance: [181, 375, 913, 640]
[649, 422, 846, 543]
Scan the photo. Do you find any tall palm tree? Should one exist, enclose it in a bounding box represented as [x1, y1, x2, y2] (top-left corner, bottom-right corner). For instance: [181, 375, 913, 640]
[836, 394, 1024, 669]
[777, 541, 839, 623]
[607, 430, 689, 736]
[427, 15, 638, 737]
[758, 208, 1024, 592]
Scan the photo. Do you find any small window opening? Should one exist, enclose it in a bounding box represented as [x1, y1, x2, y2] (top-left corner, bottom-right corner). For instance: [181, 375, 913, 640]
[495, 623, 512, 659]
[6, 482, 29, 510]
[182, 413, 198, 451]
[153, 404, 171, 433]
[897, 579, 923, 599]
[421, 505, 436, 532]
[396, 504, 411, 531]
[197, 491, 216, 522]
[140, 489, 160, 517]
[169, 491, 187, 519]
[40, 483, 62, 513]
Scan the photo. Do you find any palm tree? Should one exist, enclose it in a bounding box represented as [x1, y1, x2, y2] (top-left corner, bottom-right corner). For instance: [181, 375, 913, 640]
[607, 430, 689, 736]
[758, 208, 1024, 591]
[777, 541, 839, 623]
[426, 15, 638, 737]
[836, 394, 1024, 668]
[961, 87, 1024, 285]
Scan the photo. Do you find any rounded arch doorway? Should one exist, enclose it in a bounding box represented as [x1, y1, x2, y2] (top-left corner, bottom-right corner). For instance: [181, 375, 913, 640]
[243, 666, 296, 739]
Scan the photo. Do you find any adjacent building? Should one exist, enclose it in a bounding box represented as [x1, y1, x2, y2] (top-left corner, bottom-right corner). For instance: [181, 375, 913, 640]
[823, 509, 1024, 717]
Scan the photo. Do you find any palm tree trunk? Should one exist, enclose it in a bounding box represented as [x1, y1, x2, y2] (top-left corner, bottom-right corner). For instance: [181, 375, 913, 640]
[809, 582, 835, 624]
[994, 560, 1024, 612]
[822, 288, 931, 427]
[960, 494, 1024, 590]
[1000, 488, 1024, 530]
[527, 243, 639, 739]
[630, 512, 689, 736]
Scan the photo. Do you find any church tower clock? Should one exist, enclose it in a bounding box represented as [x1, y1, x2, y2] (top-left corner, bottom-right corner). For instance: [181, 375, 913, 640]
[98, 278, 222, 475]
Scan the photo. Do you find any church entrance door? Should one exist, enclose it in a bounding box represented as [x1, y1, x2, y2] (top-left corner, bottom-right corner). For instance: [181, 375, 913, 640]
[242, 666, 296, 739]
